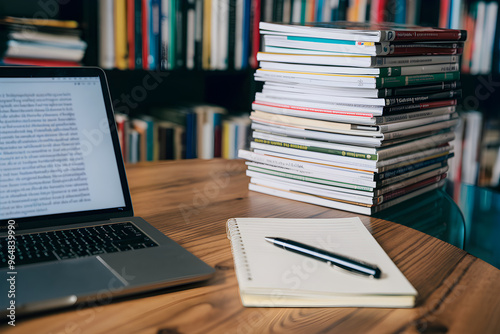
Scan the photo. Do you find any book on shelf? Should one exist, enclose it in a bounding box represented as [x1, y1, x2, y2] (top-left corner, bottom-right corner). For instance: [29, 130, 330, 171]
[226, 217, 417, 307]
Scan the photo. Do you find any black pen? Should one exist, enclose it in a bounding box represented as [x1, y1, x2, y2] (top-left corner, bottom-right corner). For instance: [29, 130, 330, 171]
[265, 237, 382, 279]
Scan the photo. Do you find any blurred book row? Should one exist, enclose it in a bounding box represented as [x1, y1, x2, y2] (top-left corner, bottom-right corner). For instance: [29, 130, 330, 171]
[0, 16, 87, 66]
[449, 111, 500, 200]
[98, 0, 262, 71]
[115, 104, 250, 163]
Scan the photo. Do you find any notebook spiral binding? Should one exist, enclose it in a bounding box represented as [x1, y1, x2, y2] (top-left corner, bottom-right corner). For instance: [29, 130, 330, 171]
[226, 218, 253, 281]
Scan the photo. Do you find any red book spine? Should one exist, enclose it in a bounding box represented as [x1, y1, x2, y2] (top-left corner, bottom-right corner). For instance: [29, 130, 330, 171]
[127, 0, 135, 69]
[2, 57, 81, 67]
[214, 125, 222, 158]
[389, 47, 463, 56]
[250, 0, 261, 69]
[141, 0, 149, 69]
[381, 174, 446, 202]
[377, 0, 386, 23]
[393, 30, 464, 41]
[439, 0, 450, 28]
[419, 100, 457, 109]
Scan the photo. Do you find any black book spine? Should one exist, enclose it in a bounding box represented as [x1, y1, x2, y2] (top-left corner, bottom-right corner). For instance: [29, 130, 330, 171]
[164, 127, 175, 160]
[227, 0, 237, 69]
[176, 0, 187, 68]
[384, 90, 462, 106]
[134, 0, 143, 69]
[194, 0, 203, 69]
[375, 155, 451, 181]
[382, 99, 457, 114]
[378, 81, 461, 97]
[337, 0, 348, 21]
[273, 0, 284, 22]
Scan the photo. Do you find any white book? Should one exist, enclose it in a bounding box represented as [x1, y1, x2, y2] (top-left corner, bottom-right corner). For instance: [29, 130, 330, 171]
[186, 0, 196, 69]
[252, 117, 457, 146]
[246, 161, 377, 188]
[450, 0, 463, 29]
[249, 175, 375, 204]
[461, 111, 483, 185]
[210, 0, 220, 70]
[249, 179, 445, 215]
[251, 141, 452, 169]
[160, 0, 170, 69]
[251, 122, 384, 146]
[255, 93, 384, 113]
[480, 2, 498, 74]
[227, 217, 417, 307]
[263, 0, 273, 22]
[259, 61, 460, 77]
[292, 0, 302, 23]
[283, 0, 292, 23]
[248, 172, 374, 197]
[491, 146, 500, 187]
[9, 31, 86, 48]
[257, 52, 459, 68]
[264, 81, 383, 97]
[218, 0, 229, 69]
[5, 41, 85, 61]
[239, 149, 375, 180]
[98, 0, 114, 69]
[470, 2, 486, 75]
[234, 0, 244, 69]
[252, 101, 455, 125]
[251, 147, 451, 174]
[253, 131, 455, 161]
[249, 164, 448, 203]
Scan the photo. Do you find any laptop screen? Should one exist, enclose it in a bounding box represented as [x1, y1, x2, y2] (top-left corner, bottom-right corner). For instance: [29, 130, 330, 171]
[0, 68, 132, 227]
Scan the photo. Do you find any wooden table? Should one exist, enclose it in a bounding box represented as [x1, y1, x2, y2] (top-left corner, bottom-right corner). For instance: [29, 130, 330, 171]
[5, 159, 500, 333]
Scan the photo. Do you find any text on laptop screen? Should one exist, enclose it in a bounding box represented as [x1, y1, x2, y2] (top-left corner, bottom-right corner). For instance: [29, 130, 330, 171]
[0, 76, 126, 220]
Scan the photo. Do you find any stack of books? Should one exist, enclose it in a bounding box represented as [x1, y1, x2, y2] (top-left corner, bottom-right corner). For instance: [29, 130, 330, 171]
[239, 21, 467, 215]
[0, 16, 86, 66]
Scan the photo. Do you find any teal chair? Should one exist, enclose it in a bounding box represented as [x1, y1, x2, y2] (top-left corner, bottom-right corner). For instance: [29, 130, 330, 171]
[459, 184, 500, 269]
[373, 186, 466, 249]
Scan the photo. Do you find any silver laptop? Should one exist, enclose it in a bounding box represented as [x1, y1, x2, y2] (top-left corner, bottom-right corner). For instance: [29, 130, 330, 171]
[0, 67, 215, 316]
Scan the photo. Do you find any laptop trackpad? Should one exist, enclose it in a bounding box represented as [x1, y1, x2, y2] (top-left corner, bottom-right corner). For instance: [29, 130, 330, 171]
[13, 256, 127, 313]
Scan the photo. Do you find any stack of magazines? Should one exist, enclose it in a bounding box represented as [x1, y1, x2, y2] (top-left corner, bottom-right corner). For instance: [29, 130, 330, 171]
[0, 17, 86, 66]
[239, 21, 467, 215]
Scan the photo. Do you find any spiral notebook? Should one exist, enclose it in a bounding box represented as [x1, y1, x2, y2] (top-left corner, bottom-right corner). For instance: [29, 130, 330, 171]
[226, 217, 417, 308]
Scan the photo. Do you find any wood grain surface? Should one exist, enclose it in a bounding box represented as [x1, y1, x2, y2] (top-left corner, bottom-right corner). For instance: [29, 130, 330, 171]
[3, 159, 500, 334]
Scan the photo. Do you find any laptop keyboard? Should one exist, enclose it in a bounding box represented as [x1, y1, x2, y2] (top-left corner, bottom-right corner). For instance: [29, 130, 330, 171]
[0, 222, 158, 268]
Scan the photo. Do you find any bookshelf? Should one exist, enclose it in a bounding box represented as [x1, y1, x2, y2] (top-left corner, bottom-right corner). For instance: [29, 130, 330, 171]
[1, 0, 500, 191]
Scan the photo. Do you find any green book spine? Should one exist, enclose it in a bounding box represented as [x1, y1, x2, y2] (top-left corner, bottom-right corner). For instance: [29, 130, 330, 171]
[378, 66, 402, 77]
[253, 138, 378, 160]
[248, 166, 374, 192]
[376, 72, 460, 88]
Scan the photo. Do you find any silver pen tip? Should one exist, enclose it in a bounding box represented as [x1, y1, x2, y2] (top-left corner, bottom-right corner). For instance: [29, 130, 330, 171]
[264, 237, 275, 243]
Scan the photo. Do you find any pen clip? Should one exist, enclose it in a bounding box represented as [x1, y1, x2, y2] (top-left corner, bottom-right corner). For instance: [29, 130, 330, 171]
[327, 261, 377, 279]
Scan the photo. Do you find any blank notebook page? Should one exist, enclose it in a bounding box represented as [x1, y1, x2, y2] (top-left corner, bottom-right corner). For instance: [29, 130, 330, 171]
[227, 217, 417, 307]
